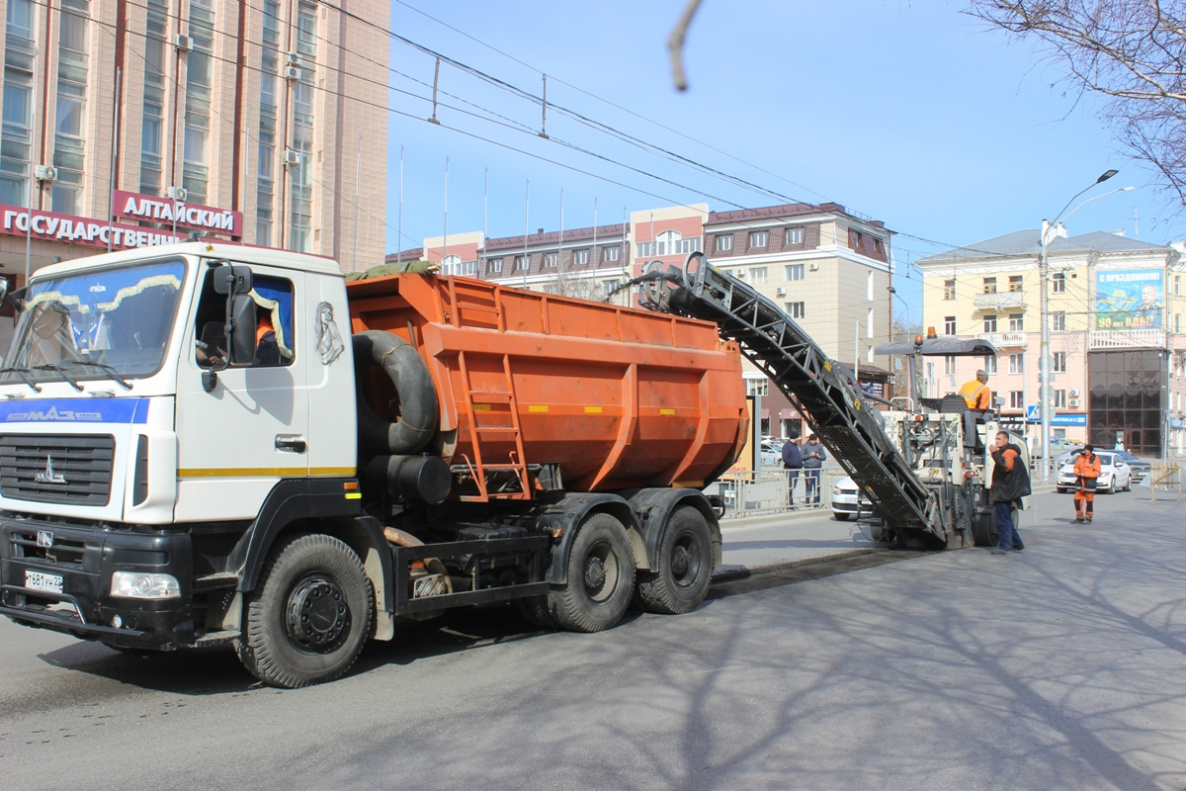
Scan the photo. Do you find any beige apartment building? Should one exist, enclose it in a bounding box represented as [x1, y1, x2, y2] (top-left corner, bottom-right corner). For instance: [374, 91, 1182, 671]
[0, 0, 388, 282]
[919, 227, 1186, 457]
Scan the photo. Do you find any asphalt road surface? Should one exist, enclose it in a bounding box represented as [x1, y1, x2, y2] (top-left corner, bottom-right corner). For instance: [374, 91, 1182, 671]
[2, 490, 1184, 790]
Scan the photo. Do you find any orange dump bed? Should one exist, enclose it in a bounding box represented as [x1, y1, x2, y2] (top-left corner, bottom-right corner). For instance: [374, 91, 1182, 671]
[347, 274, 747, 500]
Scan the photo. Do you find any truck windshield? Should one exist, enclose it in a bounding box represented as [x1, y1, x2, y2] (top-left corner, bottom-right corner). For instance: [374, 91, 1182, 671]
[0, 259, 186, 384]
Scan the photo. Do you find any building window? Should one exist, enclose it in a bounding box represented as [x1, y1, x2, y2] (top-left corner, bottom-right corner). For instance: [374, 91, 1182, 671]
[1053, 351, 1067, 373]
[867, 272, 873, 301]
[1, 0, 36, 207]
[1052, 272, 1066, 293]
[749, 266, 768, 283]
[944, 279, 956, 300]
[637, 230, 699, 258]
[488, 258, 503, 274]
[785, 264, 805, 281]
[256, 0, 281, 245]
[1054, 389, 1067, 408]
[785, 301, 805, 319]
[1052, 311, 1066, 331]
[573, 248, 589, 265]
[440, 255, 475, 276]
[745, 378, 769, 397]
[1009, 354, 1024, 374]
[602, 245, 620, 263]
[944, 356, 956, 375]
[1010, 391, 1025, 409]
[1009, 313, 1024, 331]
[601, 279, 620, 297]
[514, 254, 530, 271]
[984, 314, 997, 333]
[287, 1, 318, 250]
[786, 227, 804, 245]
[139, 0, 169, 196]
[983, 277, 997, 294]
[715, 234, 733, 252]
[944, 316, 956, 335]
[1008, 275, 1023, 292]
[984, 355, 998, 374]
[1177, 313, 1182, 333]
[52, 0, 90, 215]
[1175, 275, 1181, 296]
[543, 251, 558, 268]
[866, 307, 873, 337]
[749, 230, 769, 248]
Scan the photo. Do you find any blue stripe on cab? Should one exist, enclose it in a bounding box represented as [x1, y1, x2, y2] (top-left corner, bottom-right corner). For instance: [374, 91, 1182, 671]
[0, 398, 150, 424]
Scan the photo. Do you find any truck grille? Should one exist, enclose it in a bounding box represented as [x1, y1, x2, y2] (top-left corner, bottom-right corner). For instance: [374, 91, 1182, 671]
[8, 528, 88, 567]
[0, 435, 115, 505]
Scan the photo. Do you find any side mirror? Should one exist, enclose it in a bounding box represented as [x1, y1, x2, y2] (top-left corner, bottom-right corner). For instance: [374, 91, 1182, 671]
[0, 277, 9, 303]
[213, 264, 253, 296]
[226, 295, 258, 366]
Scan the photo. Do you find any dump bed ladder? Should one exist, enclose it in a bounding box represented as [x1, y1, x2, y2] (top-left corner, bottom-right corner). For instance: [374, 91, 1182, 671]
[640, 253, 948, 546]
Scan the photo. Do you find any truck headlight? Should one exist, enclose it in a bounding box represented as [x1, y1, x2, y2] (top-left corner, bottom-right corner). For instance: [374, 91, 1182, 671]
[832, 485, 844, 496]
[110, 571, 180, 599]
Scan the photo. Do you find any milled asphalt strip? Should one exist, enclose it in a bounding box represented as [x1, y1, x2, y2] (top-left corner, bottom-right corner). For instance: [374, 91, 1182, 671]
[709, 547, 930, 598]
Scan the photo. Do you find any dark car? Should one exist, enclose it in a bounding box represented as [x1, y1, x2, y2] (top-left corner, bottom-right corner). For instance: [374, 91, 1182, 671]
[1113, 450, 1151, 483]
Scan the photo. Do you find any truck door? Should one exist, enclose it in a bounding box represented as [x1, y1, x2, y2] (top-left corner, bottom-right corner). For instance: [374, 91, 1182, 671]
[174, 265, 309, 522]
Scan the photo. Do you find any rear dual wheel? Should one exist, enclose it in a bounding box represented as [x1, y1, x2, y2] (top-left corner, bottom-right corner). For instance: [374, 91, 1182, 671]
[547, 514, 636, 632]
[634, 507, 713, 615]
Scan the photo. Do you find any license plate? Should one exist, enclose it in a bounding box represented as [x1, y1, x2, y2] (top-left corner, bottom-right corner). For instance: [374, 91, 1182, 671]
[25, 570, 64, 594]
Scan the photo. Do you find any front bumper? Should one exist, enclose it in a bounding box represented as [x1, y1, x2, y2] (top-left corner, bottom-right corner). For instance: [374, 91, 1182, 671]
[0, 517, 196, 650]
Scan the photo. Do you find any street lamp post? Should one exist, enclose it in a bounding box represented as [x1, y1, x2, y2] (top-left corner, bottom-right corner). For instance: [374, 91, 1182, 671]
[1038, 169, 1118, 481]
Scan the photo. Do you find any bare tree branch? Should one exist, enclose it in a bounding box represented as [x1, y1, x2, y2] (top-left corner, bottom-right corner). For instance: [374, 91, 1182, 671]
[968, 0, 1186, 205]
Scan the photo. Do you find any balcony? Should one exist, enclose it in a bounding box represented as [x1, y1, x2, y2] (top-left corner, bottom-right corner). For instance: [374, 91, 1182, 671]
[1089, 329, 1169, 350]
[973, 291, 1027, 312]
[976, 331, 1028, 349]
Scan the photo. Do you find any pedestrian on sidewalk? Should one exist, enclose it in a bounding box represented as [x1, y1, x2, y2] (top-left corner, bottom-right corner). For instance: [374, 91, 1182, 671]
[1073, 445, 1102, 524]
[781, 436, 803, 506]
[802, 434, 826, 506]
[989, 430, 1030, 555]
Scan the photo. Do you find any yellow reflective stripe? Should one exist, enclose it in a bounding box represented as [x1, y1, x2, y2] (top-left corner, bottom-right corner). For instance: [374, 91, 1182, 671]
[528, 405, 548, 412]
[659, 408, 676, 416]
[178, 467, 357, 478]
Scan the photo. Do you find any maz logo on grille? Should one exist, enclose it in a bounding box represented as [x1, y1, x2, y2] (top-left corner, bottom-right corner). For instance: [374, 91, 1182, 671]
[33, 456, 67, 485]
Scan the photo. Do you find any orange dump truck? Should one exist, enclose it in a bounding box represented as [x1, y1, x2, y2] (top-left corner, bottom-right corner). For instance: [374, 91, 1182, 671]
[337, 273, 747, 674]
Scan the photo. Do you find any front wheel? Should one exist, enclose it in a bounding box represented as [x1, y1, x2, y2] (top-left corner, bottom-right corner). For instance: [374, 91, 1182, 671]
[634, 506, 713, 615]
[547, 514, 635, 632]
[834, 512, 851, 522]
[235, 534, 373, 688]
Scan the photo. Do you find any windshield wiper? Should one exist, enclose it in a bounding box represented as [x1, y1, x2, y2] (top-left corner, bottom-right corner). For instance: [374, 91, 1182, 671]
[69, 359, 132, 390]
[32, 363, 84, 392]
[0, 366, 43, 393]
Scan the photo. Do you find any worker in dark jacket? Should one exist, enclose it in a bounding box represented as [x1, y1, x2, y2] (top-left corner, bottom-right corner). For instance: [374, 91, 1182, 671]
[781, 438, 803, 506]
[989, 430, 1031, 555]
[802, 434, 826, 506]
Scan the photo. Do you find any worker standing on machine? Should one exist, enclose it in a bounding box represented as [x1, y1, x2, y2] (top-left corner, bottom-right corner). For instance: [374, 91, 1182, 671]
[959, 369, 992, 411]
[1073, 445, 1102, 524]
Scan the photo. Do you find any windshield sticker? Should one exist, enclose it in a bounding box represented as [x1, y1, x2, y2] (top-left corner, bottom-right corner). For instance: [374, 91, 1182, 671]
[315, 302, 345, 365]
[0, 398, 149, 424]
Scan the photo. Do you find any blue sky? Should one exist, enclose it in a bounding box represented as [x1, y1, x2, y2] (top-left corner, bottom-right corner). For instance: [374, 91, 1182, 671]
[383, 1, 1181, 323]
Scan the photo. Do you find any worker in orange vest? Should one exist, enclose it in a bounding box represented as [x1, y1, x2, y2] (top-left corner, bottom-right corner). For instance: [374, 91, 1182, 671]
[1072, 445, 1102, 524]
[959, 370, 992, 411]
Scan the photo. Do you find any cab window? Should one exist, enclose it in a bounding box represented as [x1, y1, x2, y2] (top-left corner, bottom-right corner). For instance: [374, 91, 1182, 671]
[194, 269, 295, 368]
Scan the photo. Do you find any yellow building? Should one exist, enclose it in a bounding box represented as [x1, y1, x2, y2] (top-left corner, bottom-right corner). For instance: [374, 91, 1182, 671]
[919, 226, 1186, 457]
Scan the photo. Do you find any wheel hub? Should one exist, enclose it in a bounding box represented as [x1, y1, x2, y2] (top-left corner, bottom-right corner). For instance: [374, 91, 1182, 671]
[285, 574, 351, 653]
[584, 556, 607, 591]
[671, 544, 690, 577]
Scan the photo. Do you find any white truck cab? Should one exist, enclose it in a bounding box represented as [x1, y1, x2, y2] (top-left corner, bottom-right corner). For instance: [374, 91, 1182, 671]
[0, 243, 361, 655]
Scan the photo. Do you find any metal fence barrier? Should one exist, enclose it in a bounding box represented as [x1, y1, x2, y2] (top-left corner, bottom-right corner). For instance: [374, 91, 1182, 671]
[708, 464, 850, 519]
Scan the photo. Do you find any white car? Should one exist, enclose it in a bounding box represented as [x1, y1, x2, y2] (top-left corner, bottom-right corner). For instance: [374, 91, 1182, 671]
[760, 439, 784, 466]
[1055, 451, 1132, 494]
[831, 476, 870, 521]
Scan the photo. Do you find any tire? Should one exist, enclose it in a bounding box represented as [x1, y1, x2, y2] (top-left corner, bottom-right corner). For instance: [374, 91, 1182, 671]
[547, 513, 635, 632]
[834, 512, 851, 521]
[1056, 487, 1068, 494]
[235, 534, 374, 688]
[971, 512, 997, 547]
[634, 506, 713, 615]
